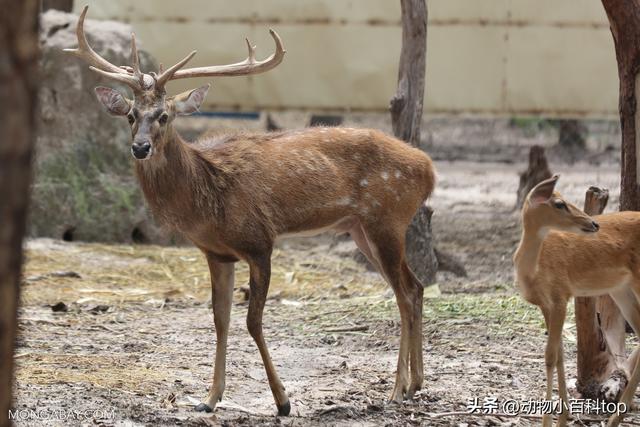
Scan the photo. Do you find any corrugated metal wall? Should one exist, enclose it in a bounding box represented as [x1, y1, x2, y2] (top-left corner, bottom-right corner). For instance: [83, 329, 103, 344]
[74, 1, 619, 117]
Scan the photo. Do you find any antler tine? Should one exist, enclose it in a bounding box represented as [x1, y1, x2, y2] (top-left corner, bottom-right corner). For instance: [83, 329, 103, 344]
[245, 38, 256, 64]
[155, 50, 198, 89]
[64, 6, 142, 91]
[163, 29, 286, 81]
[64, 6, 124, 74]
[88, 66, 145, 88]
[130, 33, 143, 82]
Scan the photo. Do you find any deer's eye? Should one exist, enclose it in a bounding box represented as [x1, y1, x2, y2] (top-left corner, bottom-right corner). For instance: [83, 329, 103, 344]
[554, 200, 568, 211]
[158, 112, 168, 125]
[127, 114, 135, 125]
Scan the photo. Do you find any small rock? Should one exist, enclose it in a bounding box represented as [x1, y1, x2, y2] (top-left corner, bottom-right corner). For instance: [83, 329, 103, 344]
[51, 301, 68, 312]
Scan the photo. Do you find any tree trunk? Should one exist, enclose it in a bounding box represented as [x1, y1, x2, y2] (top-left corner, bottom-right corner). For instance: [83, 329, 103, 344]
[516, 145, 552, 209]
[553, 119, 588, 164]
[390, 0, 436, 285]
[558, 120, 587, 151]
[601, 0, 640, 211]
[575, 0, 640, 402]
[390, 0, 427, 146]
[0, 1, 39, 424]
[575, 187, 629, 401]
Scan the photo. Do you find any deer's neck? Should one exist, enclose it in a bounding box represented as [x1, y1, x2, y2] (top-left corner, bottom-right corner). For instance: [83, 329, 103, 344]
[513, 221, 548, 285]
[135, 127, 225, 229]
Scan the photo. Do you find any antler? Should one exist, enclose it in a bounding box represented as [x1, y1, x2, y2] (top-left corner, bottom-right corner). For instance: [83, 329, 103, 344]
[64, 6, 152, 91]
[65, 5, 285, 92]
[154, 29, 286, 88]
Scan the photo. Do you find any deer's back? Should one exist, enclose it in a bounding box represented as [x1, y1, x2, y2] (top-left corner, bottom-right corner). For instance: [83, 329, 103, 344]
[196, 127, 435, 237]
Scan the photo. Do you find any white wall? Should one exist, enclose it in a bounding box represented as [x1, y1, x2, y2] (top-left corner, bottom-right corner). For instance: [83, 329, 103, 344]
[74, 1, 619, 117]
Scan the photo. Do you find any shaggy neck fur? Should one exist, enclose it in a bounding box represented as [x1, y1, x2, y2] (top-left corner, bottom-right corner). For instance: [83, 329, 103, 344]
[134, 126, 230, 230]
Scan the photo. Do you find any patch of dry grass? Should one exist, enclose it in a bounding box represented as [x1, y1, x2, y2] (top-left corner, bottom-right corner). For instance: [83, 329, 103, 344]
[21, 239, 388, 308]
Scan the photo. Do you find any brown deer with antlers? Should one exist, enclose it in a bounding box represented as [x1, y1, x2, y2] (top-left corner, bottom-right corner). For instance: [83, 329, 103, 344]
[66, 6, 435, 415]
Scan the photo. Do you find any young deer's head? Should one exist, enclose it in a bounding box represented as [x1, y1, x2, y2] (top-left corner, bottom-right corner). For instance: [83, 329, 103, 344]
[523, 175, 599, 235]
[66, 6, 285, 160]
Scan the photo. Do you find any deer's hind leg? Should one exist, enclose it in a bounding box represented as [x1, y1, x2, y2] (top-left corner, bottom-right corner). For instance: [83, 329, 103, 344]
[606, 287, 640, 426]
[354, 222, 423, 402]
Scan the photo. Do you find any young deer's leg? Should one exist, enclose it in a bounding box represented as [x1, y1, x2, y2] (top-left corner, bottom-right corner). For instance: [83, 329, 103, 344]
[402, 263, 424, 398]
[360, 224, 417, 402]
[541, 303, 567, 427]
[606, 288, 640, 427]
[245, 252, 290, 416]
[195, 255, 235, 412]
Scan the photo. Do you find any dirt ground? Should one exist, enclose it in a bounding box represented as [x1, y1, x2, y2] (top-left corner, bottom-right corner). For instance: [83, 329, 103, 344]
[13, 118, 640, 426]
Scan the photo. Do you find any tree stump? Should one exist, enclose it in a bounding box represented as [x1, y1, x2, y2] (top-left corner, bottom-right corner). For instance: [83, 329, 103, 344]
[0, 1, 39, 424]
[515, 145, 552, 209]
[574, 187, 628, 400]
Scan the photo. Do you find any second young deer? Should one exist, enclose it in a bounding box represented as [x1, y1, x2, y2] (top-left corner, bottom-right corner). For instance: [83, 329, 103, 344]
[66, 6, 435, 416]
[514, 175, 640, 427]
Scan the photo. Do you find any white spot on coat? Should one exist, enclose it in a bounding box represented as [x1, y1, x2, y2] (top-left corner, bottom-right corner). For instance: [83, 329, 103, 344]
[381, 171, 389, 181]
[336, 196, 352, 206]
[395, 170, 402, 179]
[360, 179, 368, 187]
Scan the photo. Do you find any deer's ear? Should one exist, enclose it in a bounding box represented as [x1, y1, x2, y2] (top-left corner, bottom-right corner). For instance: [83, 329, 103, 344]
[94, 87, 131, 116]
[173, 84, 210, 116]
[529, 174, 560, 204]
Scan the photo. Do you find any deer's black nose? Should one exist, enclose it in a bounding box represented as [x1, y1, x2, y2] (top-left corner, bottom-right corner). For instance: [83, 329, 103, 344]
[132, 142, 151, 159]
[592, 221, 600, 231]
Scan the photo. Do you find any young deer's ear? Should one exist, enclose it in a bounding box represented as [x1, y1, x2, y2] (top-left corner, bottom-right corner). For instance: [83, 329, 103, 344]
[94, 87, 131, 116]
[174, 84, 210, 116]
[529, 174, 560, 204]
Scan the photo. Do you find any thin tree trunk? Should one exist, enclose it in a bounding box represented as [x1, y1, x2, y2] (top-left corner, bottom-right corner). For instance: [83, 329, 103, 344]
[390, 0, 436, 285]
[390, 0, 427, 146]
[0, 1, 39, 424]
[601, 0, 640, 211]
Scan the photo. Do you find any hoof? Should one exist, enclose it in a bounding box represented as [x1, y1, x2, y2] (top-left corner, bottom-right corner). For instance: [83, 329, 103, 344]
[277, 400, 291, 416]
[195, 403, 213, 413]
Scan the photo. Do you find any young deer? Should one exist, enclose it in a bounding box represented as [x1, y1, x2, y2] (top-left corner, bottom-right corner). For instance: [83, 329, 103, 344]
[66, 7, 435, 415]
[514, 175, 640, 427]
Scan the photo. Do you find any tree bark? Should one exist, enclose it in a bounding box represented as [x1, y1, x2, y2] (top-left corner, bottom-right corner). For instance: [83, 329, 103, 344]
[601, 0, 640, 211]
[390, 0, 427, 146]
[575, 187, 629, 401]
[390, 0, 436, 285]
[0, 1, 39, 424]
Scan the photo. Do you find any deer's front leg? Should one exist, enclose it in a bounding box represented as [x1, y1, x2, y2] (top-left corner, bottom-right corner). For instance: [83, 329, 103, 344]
[246, 252, 290, 416]
[541, 304, 567, 427]
[195, 255, 235, 412]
